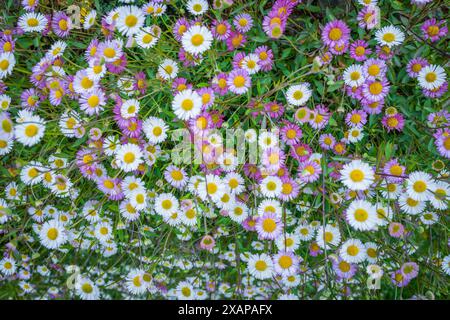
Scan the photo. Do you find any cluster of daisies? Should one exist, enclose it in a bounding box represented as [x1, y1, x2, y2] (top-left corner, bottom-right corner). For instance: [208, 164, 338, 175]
[0, 0, 448, 300]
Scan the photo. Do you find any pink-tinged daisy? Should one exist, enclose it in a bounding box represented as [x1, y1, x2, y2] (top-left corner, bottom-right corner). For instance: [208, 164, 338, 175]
[106, 54, 127, 74]
[255, 212, 283, 240]
[321, 20, 350, 48]
[0, 35, 15, 54]
[279, 176, 300, 201]
[262, 13, 286, 39]
[382, 113, 405, 132]
[363, 58, 387, 80]
[190, 112, 213, 134]
[345, 110, 368, 127]
[330, 42, 349, 56]
[309, 104, 330, 130]
[264, 101, 284, 118]
[332, 258, 357, 279]
[361, 98, 384, 114]
[357, 5, 379, 30]
[254, 45, 274, 71]
[211, 72, 229, 96]
[227, 69, 251, 95]
[197, 87, 215, 110]
[261, 147, 285, 173]
[232, 52, 246, 69]
[172, 18, 190, 41]
[22, 0, 39, 11]
[172, 77, 192, 93]
[20, 88, 42, 110]
[79, 89, 106, 116]
[85, 38, 100, 62]
[294, 107, 311, 124]
[98, 39, 123, 63]
[133, 71, 147, 94]
[290, 143, 312, 162]
[391, 270, 410, 287]
[119, 118, 143, 139]
[273, 251, 299, 276]
[242, 216, 258, 231]
[406, 57, 429, 78]
[73, 69, 99, 94]
[349, 40, 371, 61]
[226, 31, 246, 51]
[243, 163, 262, 180]
[233, 13, 253, 33]
[401, 262, 419, 280]
[199, 235, 215, 251]
[97, 176, 124, 201]
[211, 20, 231, 40]
[363, 79, 390, 102]
[319, 133, 336, 150]
[422, 81, 448, 99]
[280, 122, 302, 146]
[421, 18, 448, 42]
[345, 84, 364, 100]
[164, 165, 189, 189]
[51, 12, 72, 38]
[434, 128, 450, 158]
[376, 44, 395, 60]
[76, 148, 98, 173]
[298, 160, 322, 183]
[309, 242, 322, 257]
[333, 141, 347, 155]
[388, 222, 405, 238]
[383, 159, 406, 183]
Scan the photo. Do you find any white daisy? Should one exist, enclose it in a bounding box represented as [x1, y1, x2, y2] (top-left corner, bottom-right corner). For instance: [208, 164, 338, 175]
[39, 219, 68, 249]
[115, 143, 143, 172]
[120, 99, 140, 119]
[0, 52, 16, 79]
[186, 0, 209, 15]
[375, 25, 405, 47]
[406, 171, 435, 201]
[182, 25, 213, 55]
[285, 83, 312, 106]
[343, 64, 366, 87]
[339, 239, 367, 263]
[417, 64, 446, 90]
[0, 257, 16, 276]
[143, 117, 168, 144]
[135, 26, 159, 49]
[346, 199, 378, 231]
[340, 159, 375, 191]
[259, 176, 283, 198]
[158, 58, 179, 80]
[172, 88, 202, 121]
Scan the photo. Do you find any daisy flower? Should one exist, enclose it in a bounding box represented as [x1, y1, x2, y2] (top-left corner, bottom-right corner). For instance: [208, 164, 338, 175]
[321, 20, 350, 47]
[286, 83, 312, 106]
[406, 171, 435, 201]
[343, 64, 366, 87]
[226, 69, 251, 95]
[158, 58, 179, 80]
[255, 212, 283, 240]
[375, 25, 405, 47]
[18, 12, 48, 33]
[417, 64, 446, 90]
[181, 25, 213, 55]
[116, 5, 145, 36]
[164, 165, 188, 189]
[346, 200, 378, 231]
[39, 219, 68, 249]
[0, 52, 15, 79]
[340, 239, 367, 263]
[172, 88, 202, 120]
[340, 159, 374, 190]
[115, 143, 143, 172]
[247, 253, 273, 280]
[186, 0, 208, 15]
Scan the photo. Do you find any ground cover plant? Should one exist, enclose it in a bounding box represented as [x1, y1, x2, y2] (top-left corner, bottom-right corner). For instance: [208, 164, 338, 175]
[0, 0, 448, 300]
